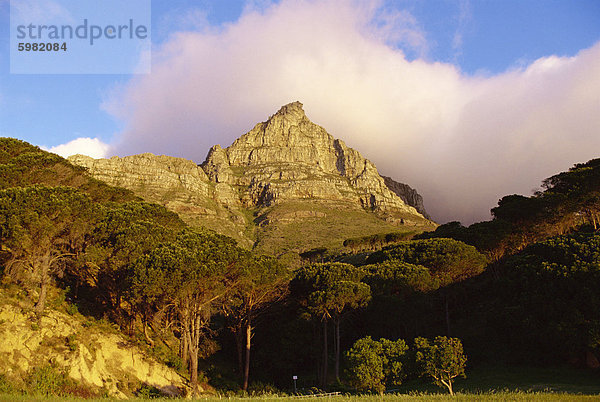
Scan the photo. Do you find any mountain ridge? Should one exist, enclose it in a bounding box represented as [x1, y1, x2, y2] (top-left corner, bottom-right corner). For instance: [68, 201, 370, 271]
[69, 102, 435, 261]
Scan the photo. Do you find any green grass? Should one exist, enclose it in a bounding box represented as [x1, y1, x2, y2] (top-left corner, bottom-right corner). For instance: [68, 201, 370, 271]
[5, 364, 598, 401]
[1, 392, 599, 401]
[253, 200, 423, 258]
[395, 365, 600, 396]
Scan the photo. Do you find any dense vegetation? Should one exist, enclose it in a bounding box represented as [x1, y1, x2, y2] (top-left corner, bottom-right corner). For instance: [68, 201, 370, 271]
[0, 138, 599, 398]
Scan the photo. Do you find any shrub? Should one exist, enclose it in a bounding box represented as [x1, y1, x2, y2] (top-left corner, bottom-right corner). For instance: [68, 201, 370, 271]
[345, 336, 408, 394]
[26, 364, 66, 396]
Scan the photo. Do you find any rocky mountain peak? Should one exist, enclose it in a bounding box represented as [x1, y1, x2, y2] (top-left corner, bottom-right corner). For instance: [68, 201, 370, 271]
[226, 101, 331, 164]
[69, 102, 435, 256]
[272, 101, 307, 122]
[200, 102, 426, 215]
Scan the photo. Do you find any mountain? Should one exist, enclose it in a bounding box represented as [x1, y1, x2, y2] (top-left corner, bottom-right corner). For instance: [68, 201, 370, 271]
[70, 102, 435, 262]
[0, 137, 136, 202]
[381, 175, 430, 219]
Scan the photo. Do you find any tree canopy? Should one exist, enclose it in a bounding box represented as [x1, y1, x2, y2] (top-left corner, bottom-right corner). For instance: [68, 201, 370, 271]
[414, 336, 467, 395]
[345, 336, 408, 394]
[366, 238, 487, 286]
[0, 186, 98, 318]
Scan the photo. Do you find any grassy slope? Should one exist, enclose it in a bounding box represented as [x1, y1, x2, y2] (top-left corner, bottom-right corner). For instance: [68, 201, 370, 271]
[252, 200, 433, 265]
[0, 138, 136, 202]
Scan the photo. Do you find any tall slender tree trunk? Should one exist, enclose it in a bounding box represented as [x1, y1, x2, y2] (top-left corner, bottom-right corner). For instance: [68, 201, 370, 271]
[334, 316, 340, 382]
[34, 259, 50, 321]
[235, 329, 244, 378]
[143, 320, 155, 348]
[189, 347, 199, 393]
[188, 313, 202, 395]
[321, 319, 328, 389]
[180, 329, 189, 366]
[445, 295, 451, 336]
[243, 323, 252, 391]
[35, 277, 48, 319]
[315, 323, 321, 386]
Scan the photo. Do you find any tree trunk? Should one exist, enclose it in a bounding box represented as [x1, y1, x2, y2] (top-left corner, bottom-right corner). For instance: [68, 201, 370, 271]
[186, 317, 200, 395]
[322, 319, 328, 389]
[143, 320, 155, 348]
[180, 329, 189, 365]
[334, 316, 340, 382]
[189, 346, 199, 393]
[315, 323, 321, 387]
[235, 329, 244, 378]
[440, 376, 454, 395]
[445, 295, 451, 336]
[34, 260, 50, 321]
[243, 323, 252, 391]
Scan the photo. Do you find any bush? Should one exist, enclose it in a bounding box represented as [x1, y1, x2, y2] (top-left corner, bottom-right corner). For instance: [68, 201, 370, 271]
[248, 381, 280, 396]
[26, 364, 67, 396]
[345, 336, 408, 394]
[66, 303, 79, 316]
[414, 336, 467, 395]
[136, 383, 163, 398]
[66, 334, 78, 351]
[0, 374, 15, 394]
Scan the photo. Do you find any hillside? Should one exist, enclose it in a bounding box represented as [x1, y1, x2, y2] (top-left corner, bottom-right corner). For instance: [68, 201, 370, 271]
[70, 102, 436, 261]
[0, 138, 136, 203]
[418, 157, 600, 260]
[1, 133, 599, 398]
[0, 285, 189, 398]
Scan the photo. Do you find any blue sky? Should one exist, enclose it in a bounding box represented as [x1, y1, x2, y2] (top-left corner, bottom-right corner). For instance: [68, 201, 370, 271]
[0, 0, 599, 223]
[1, 0, 598, 149]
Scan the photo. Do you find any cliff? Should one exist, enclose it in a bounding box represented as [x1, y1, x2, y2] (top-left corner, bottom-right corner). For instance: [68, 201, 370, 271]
[382, 175, 430, 219]
[70, 102, 436, 260]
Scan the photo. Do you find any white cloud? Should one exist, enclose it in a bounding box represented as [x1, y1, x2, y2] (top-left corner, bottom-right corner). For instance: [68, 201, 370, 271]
[44, 137, 110, 159]
[103, 0, 600, 224]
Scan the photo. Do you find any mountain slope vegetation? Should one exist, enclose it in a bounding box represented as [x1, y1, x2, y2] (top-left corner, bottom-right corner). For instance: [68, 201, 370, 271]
[0, 135, 599, 398]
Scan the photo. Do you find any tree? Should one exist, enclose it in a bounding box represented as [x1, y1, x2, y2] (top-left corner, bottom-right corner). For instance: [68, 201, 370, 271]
[366, 238, 487, 286]
[414, 336, 467, 395]
[486, 230, 600, 364]
[290, 263, 371, 386]
[223, 254, 289, 391]
[345, 336, 408, 394]
[131, 229, 244, 393]
[362, 260, 439, 340]
[367, 239, 487, 335]
[78, 202, 182, 326]
[0, 186, 97, 319]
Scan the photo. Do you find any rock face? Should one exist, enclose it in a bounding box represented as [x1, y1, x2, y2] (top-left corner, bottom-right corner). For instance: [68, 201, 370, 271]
[69, 153, 252, 247]
[201, 102, 418, 214]
[70, 102, 435, 258]
[0, 302, 187, 397]
[382, 175, 430, 219]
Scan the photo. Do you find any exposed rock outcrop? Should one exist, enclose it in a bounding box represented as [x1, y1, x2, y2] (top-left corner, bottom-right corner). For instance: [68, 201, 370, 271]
[382, 175, 430, 219]
[69, 153, 251, 247]
[0, 302, 188, 397]
[70, 102, 436, 256]
[201, 101, 421, 215]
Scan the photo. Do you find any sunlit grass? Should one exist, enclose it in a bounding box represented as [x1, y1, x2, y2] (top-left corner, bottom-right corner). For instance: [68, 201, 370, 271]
[2, 392, 600, 401]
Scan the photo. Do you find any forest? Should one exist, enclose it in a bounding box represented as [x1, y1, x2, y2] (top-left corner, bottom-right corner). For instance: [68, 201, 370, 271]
[0, 138, 599, 397]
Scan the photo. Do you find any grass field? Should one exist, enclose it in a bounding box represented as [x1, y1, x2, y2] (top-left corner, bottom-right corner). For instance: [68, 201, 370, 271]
[1, 392, 599, 401]
[1, 364, 599, 401]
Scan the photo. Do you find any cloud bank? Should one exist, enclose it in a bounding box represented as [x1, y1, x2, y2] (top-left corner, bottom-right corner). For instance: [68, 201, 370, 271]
[44, 137, 110, 159]
[101, 0, 600, 224]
